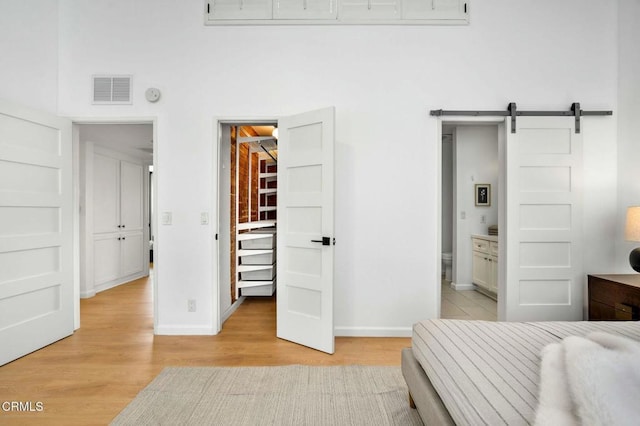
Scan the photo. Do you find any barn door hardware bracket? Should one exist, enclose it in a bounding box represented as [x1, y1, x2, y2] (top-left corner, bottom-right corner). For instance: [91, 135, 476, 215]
[508, 102, 517, 133]
[571, 102, 581, 133]
[430, 103, 612, 134]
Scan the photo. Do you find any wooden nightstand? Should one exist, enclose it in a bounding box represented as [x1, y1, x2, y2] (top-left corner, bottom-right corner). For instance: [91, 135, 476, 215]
[588, 274, 640, 320]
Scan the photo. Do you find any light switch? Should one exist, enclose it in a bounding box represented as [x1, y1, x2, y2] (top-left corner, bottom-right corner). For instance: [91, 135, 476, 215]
[161, 212, 172, 225]
[201, 212, 209, 225]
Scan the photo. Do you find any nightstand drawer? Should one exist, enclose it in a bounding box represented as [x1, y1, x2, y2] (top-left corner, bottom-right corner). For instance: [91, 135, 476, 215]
[615, 303, 635, 320]
[589, 279, 617, 306]
[589, 299, 615, 320]
[588, 275, 640, 320]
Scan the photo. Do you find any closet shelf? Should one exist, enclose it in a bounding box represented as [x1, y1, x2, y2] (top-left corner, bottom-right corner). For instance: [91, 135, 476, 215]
[237, 220, 276, 231]
[238, 264, 274, 272]
[238, 248, 273, 256]
[234, 151, 277, 298]
[239, 264, 275, 280]
[237, 233, 274, 241]
[238, 279, 276, 289]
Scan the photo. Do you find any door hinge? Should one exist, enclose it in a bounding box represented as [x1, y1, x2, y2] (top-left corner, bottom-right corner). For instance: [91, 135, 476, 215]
[207, 3, 210, 13]
[215, 233, 218, 240]
[464, 3, 467, 13]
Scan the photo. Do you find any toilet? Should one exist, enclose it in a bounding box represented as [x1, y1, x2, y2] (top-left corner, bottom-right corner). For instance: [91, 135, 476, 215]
[442, 252, 452, 282]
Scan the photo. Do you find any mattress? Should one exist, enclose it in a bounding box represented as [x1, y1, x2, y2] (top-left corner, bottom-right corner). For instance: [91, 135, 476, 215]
[412, 319, 640, 425]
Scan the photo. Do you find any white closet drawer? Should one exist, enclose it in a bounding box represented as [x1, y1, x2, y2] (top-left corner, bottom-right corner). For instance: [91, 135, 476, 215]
[240, 281, 276, 296]
[239, 232, 276, 249]
[238, 249, 276, 265]
[239, 264, 276, 280]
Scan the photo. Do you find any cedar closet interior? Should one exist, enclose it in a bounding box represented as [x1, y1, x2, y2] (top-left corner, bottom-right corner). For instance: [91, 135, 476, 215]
[219, 123, 279, 313]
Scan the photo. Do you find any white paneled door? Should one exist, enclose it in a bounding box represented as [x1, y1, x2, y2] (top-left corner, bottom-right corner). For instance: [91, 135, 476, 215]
[277, 107, 335, 354]
[0, 100, 74, 366]
[504, 116, 583, 321]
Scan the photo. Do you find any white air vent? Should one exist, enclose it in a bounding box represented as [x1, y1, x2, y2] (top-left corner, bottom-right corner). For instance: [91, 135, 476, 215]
[92, 75, 132, 104]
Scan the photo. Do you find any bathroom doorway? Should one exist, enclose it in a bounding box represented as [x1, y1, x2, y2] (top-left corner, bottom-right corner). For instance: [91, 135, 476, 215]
[440, 123, 499, 321]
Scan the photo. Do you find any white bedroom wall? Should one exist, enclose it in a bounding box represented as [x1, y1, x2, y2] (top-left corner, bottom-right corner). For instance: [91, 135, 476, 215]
[49, 0, 620, 334]
[0, 0, 59, 112]
[616, 0, 640, 272]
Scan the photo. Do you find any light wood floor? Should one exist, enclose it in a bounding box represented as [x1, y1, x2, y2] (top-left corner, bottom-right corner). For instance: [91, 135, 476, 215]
[0, 272, 410, 425]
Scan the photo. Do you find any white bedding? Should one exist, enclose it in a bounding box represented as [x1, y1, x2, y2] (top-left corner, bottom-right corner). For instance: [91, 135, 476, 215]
[411, 320, 640, 425]
[535, 332, 640, 426]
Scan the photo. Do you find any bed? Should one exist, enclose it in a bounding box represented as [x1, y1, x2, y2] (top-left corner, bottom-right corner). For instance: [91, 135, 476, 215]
[401, 319, 640, 425]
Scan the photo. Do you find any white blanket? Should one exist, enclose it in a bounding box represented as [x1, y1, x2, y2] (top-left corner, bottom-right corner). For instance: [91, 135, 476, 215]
[535, 332, 640, 426]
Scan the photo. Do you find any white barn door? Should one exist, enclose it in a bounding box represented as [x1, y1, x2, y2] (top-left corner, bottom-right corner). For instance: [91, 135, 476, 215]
[504, 116, 583, 321]
[277, 107, 335, 354]
[0, 100, 74, 365]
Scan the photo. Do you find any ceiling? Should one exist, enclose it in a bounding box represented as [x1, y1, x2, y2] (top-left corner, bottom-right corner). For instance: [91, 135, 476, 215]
[244, 125, 276, 137]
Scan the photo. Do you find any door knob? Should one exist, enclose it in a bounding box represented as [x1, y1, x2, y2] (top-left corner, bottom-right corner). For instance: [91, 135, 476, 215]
[311, 237, 331, 246]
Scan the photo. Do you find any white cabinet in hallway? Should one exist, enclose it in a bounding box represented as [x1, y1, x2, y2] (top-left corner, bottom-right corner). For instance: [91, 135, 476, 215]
[94, 154, 143, 234]
[91, 151, 146, 292]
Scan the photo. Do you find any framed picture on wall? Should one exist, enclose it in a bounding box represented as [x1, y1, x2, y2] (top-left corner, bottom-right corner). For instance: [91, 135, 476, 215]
[475, 184, 491, 206]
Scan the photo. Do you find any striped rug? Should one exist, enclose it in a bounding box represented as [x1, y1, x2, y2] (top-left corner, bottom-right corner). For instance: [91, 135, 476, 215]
[111, 365, 422, 425]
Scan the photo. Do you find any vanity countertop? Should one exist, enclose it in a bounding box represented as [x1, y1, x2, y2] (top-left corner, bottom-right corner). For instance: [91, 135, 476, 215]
[471, 234, 498, 242]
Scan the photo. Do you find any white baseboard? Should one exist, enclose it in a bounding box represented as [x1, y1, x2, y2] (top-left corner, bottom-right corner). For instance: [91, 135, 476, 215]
[221, 297, 245, 324]
[79, 289, 96, 299]
[155, 325, 217, 335]
[93, 272, 148, 294]
[334, 326, 412, 337]
[451, 282, 475, 291]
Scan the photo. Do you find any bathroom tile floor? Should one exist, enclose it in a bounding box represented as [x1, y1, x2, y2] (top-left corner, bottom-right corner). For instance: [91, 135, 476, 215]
[440, 279, 497, 321]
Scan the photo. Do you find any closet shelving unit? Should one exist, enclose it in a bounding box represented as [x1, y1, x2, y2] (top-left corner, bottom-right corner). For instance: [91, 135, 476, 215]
[259, 158, 277, 221]
[235, 134, 277, 298]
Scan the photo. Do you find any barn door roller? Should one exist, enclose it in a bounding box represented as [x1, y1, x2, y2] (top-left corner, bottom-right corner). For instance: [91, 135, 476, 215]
[430, 103, 612, 133]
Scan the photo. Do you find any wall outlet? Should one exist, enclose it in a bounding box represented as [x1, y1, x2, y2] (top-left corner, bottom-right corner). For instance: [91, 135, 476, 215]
[188, 299, 196, 312]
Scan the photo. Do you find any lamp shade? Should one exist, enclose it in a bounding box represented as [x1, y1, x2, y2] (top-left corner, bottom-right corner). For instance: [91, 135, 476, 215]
[625, 206, 640, 242]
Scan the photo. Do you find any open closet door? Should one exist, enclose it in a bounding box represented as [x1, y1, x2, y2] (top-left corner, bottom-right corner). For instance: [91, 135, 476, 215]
[0, 100, 74, 365]
[504, 116, 583, 321]
[277, 107, 335, 354]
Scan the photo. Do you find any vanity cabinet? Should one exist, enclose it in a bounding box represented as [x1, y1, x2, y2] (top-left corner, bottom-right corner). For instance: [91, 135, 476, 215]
[472, 235, 498, 296]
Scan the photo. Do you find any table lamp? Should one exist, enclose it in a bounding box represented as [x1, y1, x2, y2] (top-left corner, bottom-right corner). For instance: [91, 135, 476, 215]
[625, 206, 640, 272]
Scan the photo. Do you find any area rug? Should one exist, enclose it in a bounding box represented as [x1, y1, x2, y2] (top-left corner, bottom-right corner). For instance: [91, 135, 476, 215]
[111, 365, 423, 425]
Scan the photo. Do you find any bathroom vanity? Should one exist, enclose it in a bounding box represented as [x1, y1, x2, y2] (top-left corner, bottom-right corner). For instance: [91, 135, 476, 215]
[471, 235, 498, 299]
